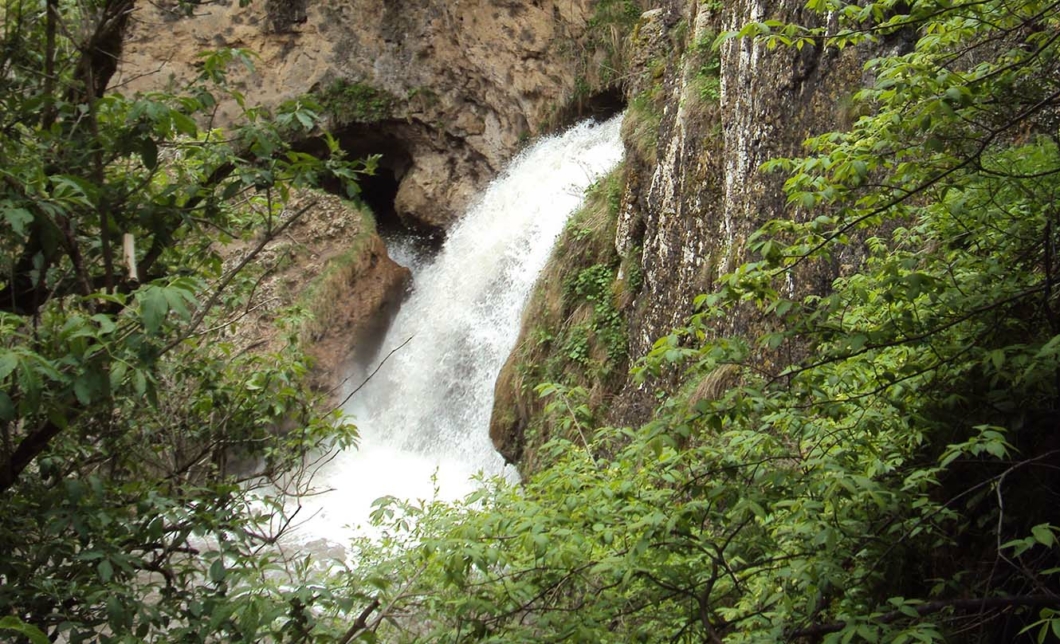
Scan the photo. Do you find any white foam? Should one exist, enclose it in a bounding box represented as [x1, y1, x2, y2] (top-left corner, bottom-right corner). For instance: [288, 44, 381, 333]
[288, 115, 626, 548]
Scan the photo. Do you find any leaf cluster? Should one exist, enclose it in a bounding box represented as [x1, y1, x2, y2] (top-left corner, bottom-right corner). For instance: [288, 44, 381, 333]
[346, 1, 1060, 642]
[0, 0, 373, 640]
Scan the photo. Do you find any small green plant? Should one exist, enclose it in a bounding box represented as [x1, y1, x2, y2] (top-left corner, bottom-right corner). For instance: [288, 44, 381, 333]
[625, 90, 662, 160]
[406, 85, 439, 110]
[313, 79, 397, 124]
[562, 324, 593, 366]
[690, 30, 722, 103]
[573, 76, 592, 100]
[567, 264, 628, 364]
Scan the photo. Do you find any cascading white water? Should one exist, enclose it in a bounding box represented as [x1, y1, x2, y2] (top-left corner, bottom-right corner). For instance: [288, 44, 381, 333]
[291, 115, 625, 548]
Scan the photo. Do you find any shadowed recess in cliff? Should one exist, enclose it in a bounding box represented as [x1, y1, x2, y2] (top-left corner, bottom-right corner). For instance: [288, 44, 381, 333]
[295, 121, 427, 235]
[552, 85, 627, 130]
[285, 115, 626, 550]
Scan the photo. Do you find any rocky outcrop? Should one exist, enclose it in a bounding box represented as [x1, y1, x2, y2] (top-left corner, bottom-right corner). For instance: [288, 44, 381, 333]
[117, 0, 604, 229]
[491, 0, 880, 466]
[607, 0, 873, 424]
[221, 191, 410, 397]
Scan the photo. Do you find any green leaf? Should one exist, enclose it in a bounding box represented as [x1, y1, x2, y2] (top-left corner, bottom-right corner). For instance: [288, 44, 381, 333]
[0, 391, 14, 422]
[140, 137, 159, 170]
[91, 313, 116, 334]
[171, 111, 198, 136]
[98, 559, 114, 583]
[295, 109, 315, 130]
[0, 350, 17, 381]
[73, 375, 93, 406]
[133, 370, 147, 396]
[1032, 524, 1055, 548]
[3, 206, 33, 236]
[140, 287, 169, 334]
[209, 558, 226, 582]
[0, 616, 50, 644]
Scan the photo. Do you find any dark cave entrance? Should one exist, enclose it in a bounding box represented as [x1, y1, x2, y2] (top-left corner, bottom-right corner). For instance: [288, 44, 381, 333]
[356, 166, 401, 230]
[552, 85, 628, 130]
[331, 124, 413, 234]
[296, 121, 440, 241]
[582, 86, 627, 122]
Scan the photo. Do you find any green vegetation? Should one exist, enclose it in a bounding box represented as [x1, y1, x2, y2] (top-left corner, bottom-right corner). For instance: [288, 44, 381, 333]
[586, 0, 643, 83]
[588, 0, 642, 32]
[0, 0, 372, 640]
[339, 1, 1060, 642]
[297, 202, 377, 344]
[623, 88, 664, 162]
[492, 165, 635, 469]
[690, 30, 721, 103]
[312, 79, 397, 125]
[549, 0, 646, 129]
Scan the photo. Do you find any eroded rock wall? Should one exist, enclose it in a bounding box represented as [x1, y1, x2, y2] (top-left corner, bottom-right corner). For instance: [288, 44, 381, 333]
[610, 0, 871, 422]
[118, 0, 598, 228]
[491, 0, 878, 465]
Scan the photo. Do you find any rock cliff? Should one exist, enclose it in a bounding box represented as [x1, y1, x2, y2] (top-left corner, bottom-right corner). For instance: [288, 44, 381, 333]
[490, 0, 879, 466]
[218, 191, 410, 397]
[613, 0, 872, 419]
[118, 0, 610, 229]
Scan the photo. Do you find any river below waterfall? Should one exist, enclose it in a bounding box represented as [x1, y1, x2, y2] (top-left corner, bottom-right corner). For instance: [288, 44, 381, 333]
[288, 115, 625, 550]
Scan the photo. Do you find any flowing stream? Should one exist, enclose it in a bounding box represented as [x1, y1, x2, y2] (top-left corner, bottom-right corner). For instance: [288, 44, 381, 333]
[290, 115, 625, 549]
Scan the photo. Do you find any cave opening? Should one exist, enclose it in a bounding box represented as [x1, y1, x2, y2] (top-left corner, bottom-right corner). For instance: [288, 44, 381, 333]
[552, 85, 628, 130]
[331, 124, 413, 234]
[355, 166, 401, 232]
[294, 121, 436, 240]
[583, 86, 627, 122]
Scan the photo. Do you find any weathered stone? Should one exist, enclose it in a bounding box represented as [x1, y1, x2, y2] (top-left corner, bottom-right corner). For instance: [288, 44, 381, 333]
[218, 191, 410, 402]
[609, 0, 875, 426]
[117, 0, 599, 229]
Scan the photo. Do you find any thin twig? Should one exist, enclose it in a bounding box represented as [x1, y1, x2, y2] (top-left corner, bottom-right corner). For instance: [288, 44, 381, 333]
[161, 201, 317, 355]
[328, 335, 414, 414]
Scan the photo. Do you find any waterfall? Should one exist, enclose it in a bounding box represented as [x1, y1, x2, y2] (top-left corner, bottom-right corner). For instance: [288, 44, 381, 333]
[290, 115, 625, 548]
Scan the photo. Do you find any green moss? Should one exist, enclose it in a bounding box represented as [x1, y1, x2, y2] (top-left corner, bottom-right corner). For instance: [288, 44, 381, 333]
[406, 86, 439, 111]
[624, 90, 662, 162]
[312, 80, 397, 125]
[621, 243, 644, 294]
[588, 0, 642, 31]
[297, 202, 377, 343]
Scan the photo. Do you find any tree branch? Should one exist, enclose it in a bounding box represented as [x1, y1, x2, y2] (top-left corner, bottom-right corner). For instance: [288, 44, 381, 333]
[789, 595, 1060, 640]
[0, 419, 63, 494]
[338, 598, 381, 644]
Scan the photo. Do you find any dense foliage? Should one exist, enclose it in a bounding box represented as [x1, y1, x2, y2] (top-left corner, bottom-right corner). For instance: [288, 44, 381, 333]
[5, 0, 1060, 642]
[0, 0, 372, 640]
[339, 0, 1060, 642]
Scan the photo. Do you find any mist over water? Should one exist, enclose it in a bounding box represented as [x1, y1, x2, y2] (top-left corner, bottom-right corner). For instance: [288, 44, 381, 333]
[289, 115, 625, 549]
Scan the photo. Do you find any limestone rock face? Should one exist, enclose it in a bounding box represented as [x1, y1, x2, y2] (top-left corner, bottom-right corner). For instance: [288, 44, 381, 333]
[490, 0, 884, 465]
[609, 0, 874, 424]
[118, 0, 597, 228]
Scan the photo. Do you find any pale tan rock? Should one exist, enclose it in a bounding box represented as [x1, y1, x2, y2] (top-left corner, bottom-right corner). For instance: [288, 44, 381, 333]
[218, 190, 409, 401]
[118, 0, 598, 229]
